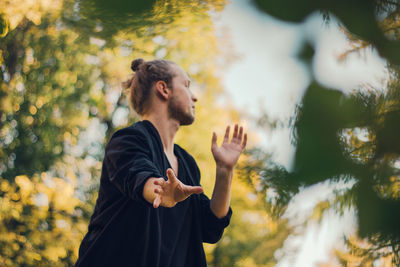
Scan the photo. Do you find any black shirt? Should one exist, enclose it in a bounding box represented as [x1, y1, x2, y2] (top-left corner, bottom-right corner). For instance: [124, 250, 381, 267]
[75, 120, 232, 267]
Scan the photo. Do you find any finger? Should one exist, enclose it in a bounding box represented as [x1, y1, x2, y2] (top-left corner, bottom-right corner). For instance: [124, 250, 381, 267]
[241, 133, 247, 149]
[237, 126, 243, 142]
[232, 124, 238, 139]
[223, 125, 230, 143]
[154, 187, 164, 194]
[166, 168, 178, 183]
[153, 195, 161, 208]
[211, 132, 217, 150]
[154, 178, 165, 186]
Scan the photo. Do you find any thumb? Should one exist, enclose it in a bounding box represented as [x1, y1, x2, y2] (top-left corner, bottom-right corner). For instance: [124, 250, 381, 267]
[211, 132, 217, 151]
[183, 185, 204, 195]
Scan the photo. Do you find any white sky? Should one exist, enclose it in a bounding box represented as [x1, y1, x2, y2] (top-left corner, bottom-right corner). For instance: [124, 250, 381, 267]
[214, 0, 388, 266]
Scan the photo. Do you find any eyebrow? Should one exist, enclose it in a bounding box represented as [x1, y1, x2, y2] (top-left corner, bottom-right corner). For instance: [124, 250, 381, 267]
[186, 73, 191, 87]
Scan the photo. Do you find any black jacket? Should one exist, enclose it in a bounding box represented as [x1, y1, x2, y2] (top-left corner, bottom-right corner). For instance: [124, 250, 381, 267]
[75, 120, 232, 267]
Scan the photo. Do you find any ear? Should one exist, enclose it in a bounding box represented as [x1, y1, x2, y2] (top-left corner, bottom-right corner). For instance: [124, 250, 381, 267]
[155, 80, 170, 100]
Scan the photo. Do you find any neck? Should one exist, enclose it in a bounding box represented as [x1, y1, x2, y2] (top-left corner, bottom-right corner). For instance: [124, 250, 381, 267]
[142, 113, 180, 155]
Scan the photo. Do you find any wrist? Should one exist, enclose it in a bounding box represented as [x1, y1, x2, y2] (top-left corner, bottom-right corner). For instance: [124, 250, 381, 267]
[143, 178, 158, 204]
[216, 165, 233, 183]
[216, 163, 234, 173]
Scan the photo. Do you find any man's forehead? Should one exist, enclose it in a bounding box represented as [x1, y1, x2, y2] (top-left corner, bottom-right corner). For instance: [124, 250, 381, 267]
[174, 65, 191, 82]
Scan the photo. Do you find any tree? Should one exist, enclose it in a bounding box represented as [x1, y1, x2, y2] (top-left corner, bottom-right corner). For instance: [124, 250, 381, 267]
[1, 0, 279, 265]
[245, 0, 400, 264]
[253, 0, 400, 65]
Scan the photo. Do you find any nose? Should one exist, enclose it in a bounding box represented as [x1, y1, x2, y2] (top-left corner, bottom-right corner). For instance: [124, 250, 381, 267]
[191, 91, 198, 102]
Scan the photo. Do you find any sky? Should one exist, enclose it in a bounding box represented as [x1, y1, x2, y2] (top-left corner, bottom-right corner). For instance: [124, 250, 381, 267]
[214, 0, 388, 266]
[215, 0, 387, 168]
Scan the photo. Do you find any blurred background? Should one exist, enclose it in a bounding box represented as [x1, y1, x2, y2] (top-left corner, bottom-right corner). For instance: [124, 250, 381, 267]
[1, 0, 399, 266]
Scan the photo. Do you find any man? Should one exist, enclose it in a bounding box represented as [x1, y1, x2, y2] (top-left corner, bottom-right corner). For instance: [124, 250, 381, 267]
[75, 58, 247, 267]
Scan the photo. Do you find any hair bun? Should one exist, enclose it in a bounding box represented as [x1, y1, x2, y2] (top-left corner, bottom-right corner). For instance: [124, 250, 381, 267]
[131, 58, 144, 72]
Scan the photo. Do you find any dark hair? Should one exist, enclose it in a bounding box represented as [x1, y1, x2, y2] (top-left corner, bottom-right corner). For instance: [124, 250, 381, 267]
[122, 58, 176, 115]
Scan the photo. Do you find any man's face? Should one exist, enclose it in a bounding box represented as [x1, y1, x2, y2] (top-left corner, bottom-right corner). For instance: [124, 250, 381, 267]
[167, 65, 197, 126]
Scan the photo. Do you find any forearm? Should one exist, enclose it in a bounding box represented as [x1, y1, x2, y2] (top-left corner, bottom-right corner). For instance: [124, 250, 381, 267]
[210, 165, 233, 218]
[142, 177, 159, 204]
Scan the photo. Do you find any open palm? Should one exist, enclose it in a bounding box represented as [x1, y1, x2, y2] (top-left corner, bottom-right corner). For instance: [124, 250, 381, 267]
[152, 169, 203, 208]
[211, 124, 247, 169]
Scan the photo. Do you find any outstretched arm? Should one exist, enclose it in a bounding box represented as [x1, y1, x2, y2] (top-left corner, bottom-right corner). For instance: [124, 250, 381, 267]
[210, 124, 247, 218]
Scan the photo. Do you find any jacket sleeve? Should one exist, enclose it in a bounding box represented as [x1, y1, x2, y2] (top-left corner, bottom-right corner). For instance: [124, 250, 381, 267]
[192, 162, 232, 244]
[199, 193, 232, 244]
[104, 128, 162, 206]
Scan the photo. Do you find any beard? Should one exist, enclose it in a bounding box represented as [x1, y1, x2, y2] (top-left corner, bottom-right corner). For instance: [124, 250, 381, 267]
[167, 96, 195, 126]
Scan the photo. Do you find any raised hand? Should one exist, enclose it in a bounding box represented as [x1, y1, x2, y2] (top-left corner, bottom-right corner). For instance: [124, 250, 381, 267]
[152, 168, 203, 208]
[211, 124, 247, 170]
